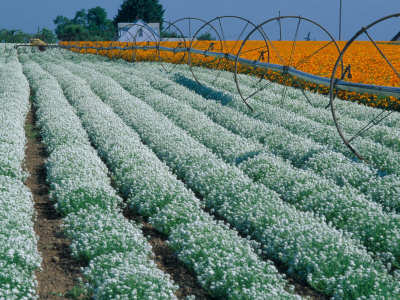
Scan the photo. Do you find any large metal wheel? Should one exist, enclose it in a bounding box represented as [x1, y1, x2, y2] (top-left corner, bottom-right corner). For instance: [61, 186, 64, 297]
[158, 21, 187, 73]
[161, 17, 211, 75]
[187, 17, 224, 85]
[330, 13, 400, 163]
[188, 16, 266, 87]
[191, 16, 269, 96]
[235, 16, 342, 110]
[128, 23, 159, 63]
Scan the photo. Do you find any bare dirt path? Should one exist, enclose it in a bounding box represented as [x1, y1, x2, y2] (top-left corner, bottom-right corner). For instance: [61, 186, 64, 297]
[24, 103, 85, 299]
[124, 210, 214, 300]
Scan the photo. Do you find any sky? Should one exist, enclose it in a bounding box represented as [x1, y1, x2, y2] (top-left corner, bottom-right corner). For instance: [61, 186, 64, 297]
[0, 0, 399, 41]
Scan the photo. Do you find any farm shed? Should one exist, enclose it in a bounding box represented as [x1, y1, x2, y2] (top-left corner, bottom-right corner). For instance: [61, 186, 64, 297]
[118, 19, 161, 42]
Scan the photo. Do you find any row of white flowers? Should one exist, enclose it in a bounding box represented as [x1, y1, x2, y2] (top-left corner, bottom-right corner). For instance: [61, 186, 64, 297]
[75, 60, 400, 270]
[31, 53, 300, 299]
[0, 50, 41, 299]
[177, 68, 400, 209]
[0, 52, 29, 180]
[20, 56, 179, 299]
[234, 70, 400, 152]
[42, 53, 400, 299]
[176, 64, 400, 176]
[90, 60, 400, 214]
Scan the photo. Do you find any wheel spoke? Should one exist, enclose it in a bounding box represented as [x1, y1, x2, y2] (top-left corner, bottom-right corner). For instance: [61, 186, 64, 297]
[364, 29, 400, 80]
[289, 18, 302, 67]
[294, 41, 334, 69]
[218, 18, 228, 52]
[240, 45, 269, 55]
[262, 26, 287, 66]
[192, 26, 214, 50]
[244, 80, 274, 102]
[189, 19, 191, 40]
[347, 110, 394, 143]
[347, 97, 399, 143]
[231, 22, 250, 55]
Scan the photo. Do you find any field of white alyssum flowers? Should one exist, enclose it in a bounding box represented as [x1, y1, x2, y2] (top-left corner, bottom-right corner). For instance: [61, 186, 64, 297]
[3, 43, 399, 299]
[24, 48, 400, 299]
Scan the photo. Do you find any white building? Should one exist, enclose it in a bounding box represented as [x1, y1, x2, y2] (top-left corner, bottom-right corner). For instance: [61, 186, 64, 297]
[118, 20, 161, 42]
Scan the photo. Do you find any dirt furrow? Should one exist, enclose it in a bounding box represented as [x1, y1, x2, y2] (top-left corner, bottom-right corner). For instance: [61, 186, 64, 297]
[24, 103, 85, 299]
[124, 209, 213, 300]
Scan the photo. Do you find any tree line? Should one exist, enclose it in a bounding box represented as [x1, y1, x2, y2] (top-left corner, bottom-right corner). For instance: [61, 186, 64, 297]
[0, 28, 57, 44]
[1, 0, 167, 43]
[55, 0, 164, 41]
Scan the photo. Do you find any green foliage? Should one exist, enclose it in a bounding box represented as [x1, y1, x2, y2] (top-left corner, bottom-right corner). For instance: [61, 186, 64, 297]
[65, 281, 89, 299]
[160, 30, 183, 39]
[54, 6, 115, 41]
[57, 24, 87, 41]
[33, 27, 57, 44]
[0, 29, 31, 43]
[0, 27, 56, 44]
[114, 0, 165, 27]
[197, 32, 215, 41]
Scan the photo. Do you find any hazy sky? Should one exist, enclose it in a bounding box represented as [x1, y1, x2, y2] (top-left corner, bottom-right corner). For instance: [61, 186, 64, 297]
[1, 0, 399, 40]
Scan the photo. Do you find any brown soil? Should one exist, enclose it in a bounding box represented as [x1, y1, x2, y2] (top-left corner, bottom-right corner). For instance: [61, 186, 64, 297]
[124, 209, 214, 300]
[24, 104, 86, 299]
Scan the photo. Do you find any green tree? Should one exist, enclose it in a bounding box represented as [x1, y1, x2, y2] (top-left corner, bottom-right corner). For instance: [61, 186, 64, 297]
[0, 29, 31, 43]
[197, 32, 215, 41]
[87, 7, 109, 30]
[73, 9, 88, 27]
[34, 27, 57, 44]
[114, 0, 164, 26]
[54, 6, 116, 41]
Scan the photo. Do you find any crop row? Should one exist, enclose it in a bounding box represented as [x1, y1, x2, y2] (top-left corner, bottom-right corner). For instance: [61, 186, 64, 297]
[20, 56, 179, 299]
[0, 50, 41, 299]
[67, 59, 400, 271]
[87, 59, 400, 215]
[38, 50, 400, 299]
[176, 64, 400, 176]
[29, 53, 300, 299]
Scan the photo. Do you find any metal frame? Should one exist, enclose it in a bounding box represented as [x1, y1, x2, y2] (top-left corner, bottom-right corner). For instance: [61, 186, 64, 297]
[329, 12, 400, 163]
[187, 17, 224, 85]
[188, 16, 267, 87]
[158, 20, 187, 73]
[234, 15, 342, 110]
